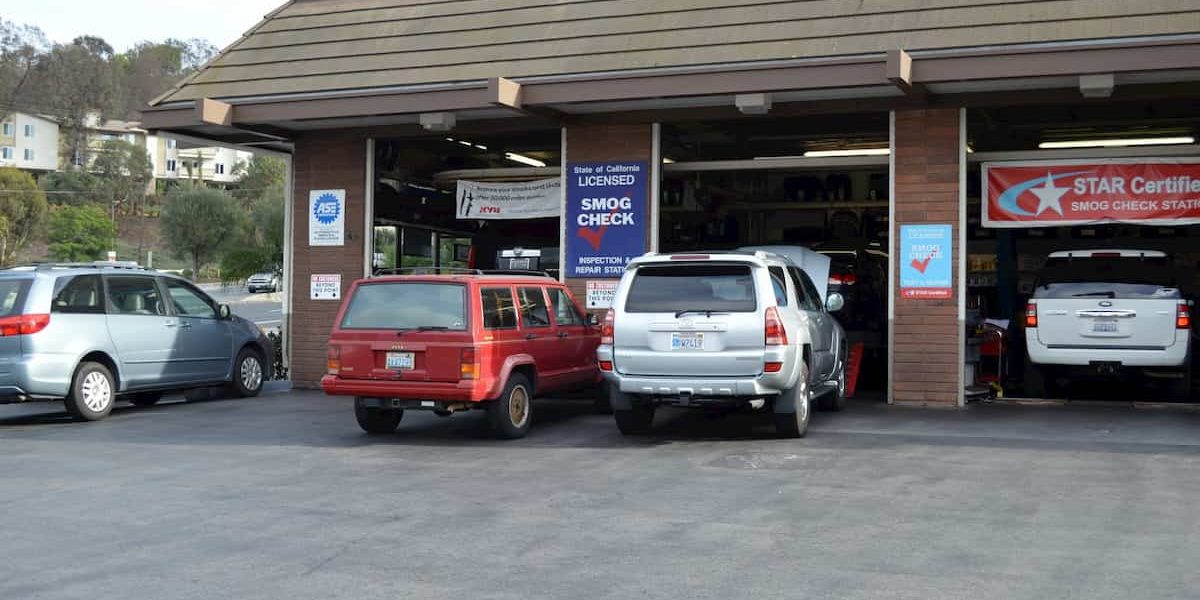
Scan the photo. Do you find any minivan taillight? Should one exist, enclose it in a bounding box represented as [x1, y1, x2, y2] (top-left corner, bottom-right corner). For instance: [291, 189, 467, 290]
[1177, 302, 1191, 330]
[601, 309, 614, 345]
[1025, 302, 1038, 328]
[460, 347, 477, 380]
[765, 307, 787, 346]
[326, 346, 341, 375]
[0, 314, 49, 337]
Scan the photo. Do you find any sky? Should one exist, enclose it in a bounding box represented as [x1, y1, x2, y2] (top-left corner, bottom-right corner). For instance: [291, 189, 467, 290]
[4, 0, 287, 51]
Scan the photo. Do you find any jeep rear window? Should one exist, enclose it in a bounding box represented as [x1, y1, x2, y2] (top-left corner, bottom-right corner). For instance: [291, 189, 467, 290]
[1034, 257, 1182, 299]
[0, 279, 30, 316]
[340, 283, 466, 330]
[625, 264, 757, 313]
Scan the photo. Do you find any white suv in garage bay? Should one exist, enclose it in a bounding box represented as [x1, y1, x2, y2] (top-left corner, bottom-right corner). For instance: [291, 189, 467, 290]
[1025, 250, 1192, 398]
[597, 250, 847, 438]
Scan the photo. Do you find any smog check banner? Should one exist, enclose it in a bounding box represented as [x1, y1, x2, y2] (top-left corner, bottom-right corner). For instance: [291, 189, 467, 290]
[984, 159, 1200, 228]
[565, 161, 647, 278]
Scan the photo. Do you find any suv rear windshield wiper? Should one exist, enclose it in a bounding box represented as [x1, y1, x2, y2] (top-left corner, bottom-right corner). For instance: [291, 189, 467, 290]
[1071, 291, 1116, 298]
[396, 326, 450, 336]
[674, 310, 726, 318]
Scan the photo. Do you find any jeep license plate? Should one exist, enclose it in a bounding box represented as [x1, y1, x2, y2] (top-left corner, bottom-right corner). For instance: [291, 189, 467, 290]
[1092, 319, 1119, 333]
[671, 332, 704, 350]
[386, 352, 415, 370]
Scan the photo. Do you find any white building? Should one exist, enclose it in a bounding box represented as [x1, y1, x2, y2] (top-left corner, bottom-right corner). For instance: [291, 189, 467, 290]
[0, 112, 60, 175]
[82, 113, 252, 188]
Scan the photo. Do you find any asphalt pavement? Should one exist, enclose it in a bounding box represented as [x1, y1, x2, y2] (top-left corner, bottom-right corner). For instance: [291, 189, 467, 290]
[201, 283, 283, 329]
[3, 393, 1200, 600]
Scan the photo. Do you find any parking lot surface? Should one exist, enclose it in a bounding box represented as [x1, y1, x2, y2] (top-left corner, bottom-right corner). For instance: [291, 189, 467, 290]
[3, 392, 1200, 600]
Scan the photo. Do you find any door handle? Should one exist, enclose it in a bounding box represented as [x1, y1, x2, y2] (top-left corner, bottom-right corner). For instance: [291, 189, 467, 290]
[179, 322, 193, 329]
[165, 321, 178, 327]
[557, 331, 569, 338]
[526, 334, 539, 340]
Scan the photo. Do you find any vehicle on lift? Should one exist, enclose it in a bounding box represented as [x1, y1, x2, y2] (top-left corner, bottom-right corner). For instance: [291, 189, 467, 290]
[321, 271, 602, 439]
[597, 250, 848, 438]
[1024, 249, 1192, 399]
[0, 263, 271, 421]
[814, 243, 888, 331]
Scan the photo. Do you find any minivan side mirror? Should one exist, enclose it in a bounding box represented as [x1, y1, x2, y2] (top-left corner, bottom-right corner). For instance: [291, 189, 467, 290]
[587, 313, 600, 327]
[825, 293, 845, 313]
[218, 304, 232, 320]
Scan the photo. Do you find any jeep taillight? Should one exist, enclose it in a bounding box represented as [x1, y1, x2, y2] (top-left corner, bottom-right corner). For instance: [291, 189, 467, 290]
[0, 314, 49, 337]
[1177, 302, 1191, 330]
[1025, 302, 1038, 328]
[326, 346, 341, 375]
[460, 347, 477, 379]
[601, 309, 614, 345]
[765, 307, 787, 346]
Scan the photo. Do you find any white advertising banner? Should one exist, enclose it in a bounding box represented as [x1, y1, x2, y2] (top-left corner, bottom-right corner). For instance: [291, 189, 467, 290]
[309, 189, 346, 246]
[456, 179, 561, 220]
[310, 274, 341, 300]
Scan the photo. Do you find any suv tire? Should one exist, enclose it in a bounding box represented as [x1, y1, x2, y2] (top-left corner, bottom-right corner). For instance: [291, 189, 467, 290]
[819, 368, 847, 412]
[128, 391, 163, 407]
[230, 348, 265, 398]
[774, 362, 811, 438]
[488, 373, 533, 439]
[1167, 364, 1192, 400]
[355, 398, 403, 434]
[614, 401, 655, 435]
[592, 381, 614, 415]
[65, 362, 116, 422]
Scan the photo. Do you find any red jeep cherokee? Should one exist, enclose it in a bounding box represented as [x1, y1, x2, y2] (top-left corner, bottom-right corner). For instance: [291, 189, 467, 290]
[321, 274, 602, 439]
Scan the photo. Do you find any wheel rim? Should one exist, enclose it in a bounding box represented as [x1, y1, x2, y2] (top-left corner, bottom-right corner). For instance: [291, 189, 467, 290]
[508, 385, 530, 428]
[81, 371, 112, 412]
[241, 356, 263, 391]
[798, 366, 811, 424]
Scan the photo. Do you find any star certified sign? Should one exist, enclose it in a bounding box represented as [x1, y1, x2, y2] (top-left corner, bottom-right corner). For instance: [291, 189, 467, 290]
[309, 189, 346, 246]
[983, 159, 1200, 228]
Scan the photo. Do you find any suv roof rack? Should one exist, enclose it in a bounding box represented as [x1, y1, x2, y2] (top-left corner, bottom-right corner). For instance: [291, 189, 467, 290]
[481, 269, 556, 278]
[11, 261, 148, 272]
[374, 267, 484, 276]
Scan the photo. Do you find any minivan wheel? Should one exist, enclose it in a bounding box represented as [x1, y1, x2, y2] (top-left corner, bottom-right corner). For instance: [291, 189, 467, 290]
[488, 373, 533, 439]
[230, 348, 265, 398]
[775, 363, 811, 439]
[355, 398, 403, 434]
[614, 401, 655, 435]
[128, 391, 163, 407]
[65, 362, 115, 421]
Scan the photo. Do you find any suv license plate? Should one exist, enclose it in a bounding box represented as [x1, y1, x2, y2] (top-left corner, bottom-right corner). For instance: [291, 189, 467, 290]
[671, 332, 704, 350]
[1092, 319, 1119, 333]
[386, 352, 415, 370]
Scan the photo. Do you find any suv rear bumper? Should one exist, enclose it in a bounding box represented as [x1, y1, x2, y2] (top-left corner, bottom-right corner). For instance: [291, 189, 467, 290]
[602, 373, 788, 398]
[1027, 336, 1189, 368]
[321, 376, 493, 402]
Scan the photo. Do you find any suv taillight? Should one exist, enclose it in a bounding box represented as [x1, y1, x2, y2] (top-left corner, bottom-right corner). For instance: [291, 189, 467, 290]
[1178, 302, 1191, 330]
[460, 347, 477, 380]
[601, 309, 614, 345]
[0, 314, 49, 337]
[326, 346, 341, 375]
[765, 307, 788, 346]
[1025, 302, 1038, 328]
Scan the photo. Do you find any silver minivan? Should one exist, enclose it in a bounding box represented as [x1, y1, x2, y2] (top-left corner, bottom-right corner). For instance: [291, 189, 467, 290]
[0, 263, 273, 421]
[597, 250, 847, 438]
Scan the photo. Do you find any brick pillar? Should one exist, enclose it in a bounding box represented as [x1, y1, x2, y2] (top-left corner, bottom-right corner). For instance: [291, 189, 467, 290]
[289, 134, 368, 388]
[890, 108, 964, 406]
[562, 124, 655, 313]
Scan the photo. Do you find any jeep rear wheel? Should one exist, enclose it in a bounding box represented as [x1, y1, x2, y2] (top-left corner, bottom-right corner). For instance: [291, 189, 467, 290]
[488, 373, 533, 439]
[354, 398, 403, 434]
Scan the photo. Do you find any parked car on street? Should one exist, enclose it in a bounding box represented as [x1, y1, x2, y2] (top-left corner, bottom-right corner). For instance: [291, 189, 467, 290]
[1025, 249, 1192, 398]
[246, 271, 281, 293]
[321, 272, 602, 439]
[0, 262, 272, 421]
[597, 250, 848, 438]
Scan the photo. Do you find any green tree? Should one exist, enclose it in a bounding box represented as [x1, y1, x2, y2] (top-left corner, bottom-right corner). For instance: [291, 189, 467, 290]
[161, 188, 243, 280]
[0, 168, 49, 266]
[231, 156, 286, 206]
[219, 184, 286, 283]
[47, 204, 115, 261]
[22, 36, 120, 166]
[40, 170, 101, 205]
[91, 139, 152, 213]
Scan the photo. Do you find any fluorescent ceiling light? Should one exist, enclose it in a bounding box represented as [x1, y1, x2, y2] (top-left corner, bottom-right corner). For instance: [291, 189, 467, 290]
[663, 157, 675, 164]
[802, 148, 891, 157]
[505, 152, 547, 167]
[1038, 136, 1195, 149]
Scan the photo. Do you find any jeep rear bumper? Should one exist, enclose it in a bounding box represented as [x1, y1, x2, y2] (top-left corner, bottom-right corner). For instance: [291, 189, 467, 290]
[321, 376, 493, 402]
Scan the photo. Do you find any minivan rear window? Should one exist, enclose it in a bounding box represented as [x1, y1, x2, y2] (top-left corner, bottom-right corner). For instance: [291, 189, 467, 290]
[625, 264, 757, 313]
[0, 279, 30, 316]
[340, 283, 466, 330]
[1034, 257, 1182, 300]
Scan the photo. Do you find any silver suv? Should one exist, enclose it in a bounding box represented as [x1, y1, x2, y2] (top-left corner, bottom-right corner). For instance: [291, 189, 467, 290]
[597, 250, 847, 438]
[0, 263, 273, 421]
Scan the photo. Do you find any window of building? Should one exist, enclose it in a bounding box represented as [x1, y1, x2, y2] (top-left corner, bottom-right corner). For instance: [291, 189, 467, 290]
[23, 149, 33, 161]
[1, 123, 11, 136]
[215, 163, 225, 175]
[1, 147, 11, 160]
[23, 124, 33, 138]
[166, 139, 176, 149]
[72, 151, 83, 167]
[166, 159, 177, 172]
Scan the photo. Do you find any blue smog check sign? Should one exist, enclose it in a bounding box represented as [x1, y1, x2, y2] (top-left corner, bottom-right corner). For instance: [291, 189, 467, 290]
[566, 161, 647, 278]
[309, 189, 345, 247]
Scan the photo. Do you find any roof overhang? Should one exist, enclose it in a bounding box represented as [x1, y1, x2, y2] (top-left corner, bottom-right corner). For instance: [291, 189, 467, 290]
[141, 35, 1200, 147]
